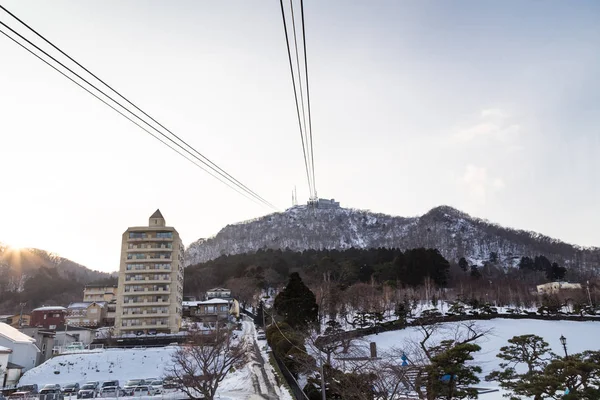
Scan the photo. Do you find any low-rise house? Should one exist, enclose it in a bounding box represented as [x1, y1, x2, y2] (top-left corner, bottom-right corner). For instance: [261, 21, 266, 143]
[206, 288, 231, 300]
[66, 302, 107, 328]
[104, 300, 117, 327]
[0, 323, 40, 372]
[6, 314, 30, 329]
[184, 298, 232, 324]
[19, 328, 55, 365]
[54, 326, 95, 353]
[537, 281, 583, 295]
[83, 284, 118, 302]
[0, 346, 24, 388]
[30, 306, 66, 330]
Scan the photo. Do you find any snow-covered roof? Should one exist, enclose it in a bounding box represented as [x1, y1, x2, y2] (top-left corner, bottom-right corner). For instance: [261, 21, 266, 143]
[32, 306, 67, 312]
[199, 298, 230, 305]
[0, 345, 12, 353]
[0, 323, 36, 344]
[183, 298, 230, 307]
[68, 302, 106, 310]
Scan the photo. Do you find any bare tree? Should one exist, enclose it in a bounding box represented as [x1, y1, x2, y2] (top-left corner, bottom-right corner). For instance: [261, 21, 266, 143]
[225, 276, 259, 310]
[169, 327, 245, 400]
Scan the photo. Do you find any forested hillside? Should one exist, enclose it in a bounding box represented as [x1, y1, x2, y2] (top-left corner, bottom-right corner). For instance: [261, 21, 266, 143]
[0, 244, 113, 313]
[185, 205, 600, 272]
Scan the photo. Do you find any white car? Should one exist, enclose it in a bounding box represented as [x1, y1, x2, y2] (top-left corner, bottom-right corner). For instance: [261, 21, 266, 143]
[132, 386, 158, 396]
[148, 381, 163, 394]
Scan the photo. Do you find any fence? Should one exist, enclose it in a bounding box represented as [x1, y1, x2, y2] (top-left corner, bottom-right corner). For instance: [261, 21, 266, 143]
[271, 352, 309, 400]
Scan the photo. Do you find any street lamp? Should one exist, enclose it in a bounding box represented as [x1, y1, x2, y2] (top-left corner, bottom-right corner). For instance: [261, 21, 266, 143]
[559, 335, 568, 358]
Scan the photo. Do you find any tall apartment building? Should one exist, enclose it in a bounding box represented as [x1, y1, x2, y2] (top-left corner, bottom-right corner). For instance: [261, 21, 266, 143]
[114, 210, 184, 336]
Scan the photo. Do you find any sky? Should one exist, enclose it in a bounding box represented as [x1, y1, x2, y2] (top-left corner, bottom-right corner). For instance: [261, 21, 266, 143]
[0, 1, 598, 273]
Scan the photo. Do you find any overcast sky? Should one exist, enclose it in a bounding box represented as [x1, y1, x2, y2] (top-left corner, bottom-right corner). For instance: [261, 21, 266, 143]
[1, 1, 598, 273]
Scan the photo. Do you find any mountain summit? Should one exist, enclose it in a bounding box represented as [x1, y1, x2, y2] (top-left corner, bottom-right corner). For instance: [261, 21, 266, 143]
[185, 205, 599, 270]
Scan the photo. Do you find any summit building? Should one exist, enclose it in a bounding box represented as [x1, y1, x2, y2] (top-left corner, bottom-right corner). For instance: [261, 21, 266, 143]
[114, 210, 184, 336]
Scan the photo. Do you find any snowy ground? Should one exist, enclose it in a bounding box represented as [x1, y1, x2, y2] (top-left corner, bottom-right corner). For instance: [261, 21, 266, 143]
[362, 319, 600, 399]
[19, 321, 292, 400]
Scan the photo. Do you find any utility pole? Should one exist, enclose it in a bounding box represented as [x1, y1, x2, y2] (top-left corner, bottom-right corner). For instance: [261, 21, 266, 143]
[18, 302, 26, 328]
[319, 352, 326, 400]
[587, 281, 593, 306]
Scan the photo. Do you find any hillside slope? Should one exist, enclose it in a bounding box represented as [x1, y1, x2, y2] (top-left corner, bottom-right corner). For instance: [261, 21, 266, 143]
[185, 205, 600, 270]
[0, 244, 113, 313]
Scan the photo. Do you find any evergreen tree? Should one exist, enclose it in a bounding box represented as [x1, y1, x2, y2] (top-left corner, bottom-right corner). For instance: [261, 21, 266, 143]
[394, 300, 409, 325]
[254, 300, 266, 327]
[546, 262, 567, 281]
[458, 257, 469, 272]
[470, 265, 482, 279]
[274, 272, 318, 329]
[534, 255, 552, 273]
[486, 335, 556, 400]
[424, 340, 482, 399]
[519, 256, 534, 272]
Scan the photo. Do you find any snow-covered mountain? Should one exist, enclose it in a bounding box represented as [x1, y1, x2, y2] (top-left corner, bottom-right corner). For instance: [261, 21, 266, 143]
[185, 205, 600, 270]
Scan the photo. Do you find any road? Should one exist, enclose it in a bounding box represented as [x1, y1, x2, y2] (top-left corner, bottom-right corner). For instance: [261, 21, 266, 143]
[243, 320, 280, 400]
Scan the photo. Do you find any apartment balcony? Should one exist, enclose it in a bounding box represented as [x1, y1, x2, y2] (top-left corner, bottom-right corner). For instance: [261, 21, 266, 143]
[126, 257, 172, 263]
[126, 247, 173, 253]
[121, 312, 170, 318]
[122, 301, 170, 307]
[124, 288, 171, 295]
[124, 279, 172, 285]
[127, 237, 173, 242]
[120, 324, 170, 331]
[124, 268, 172, 274]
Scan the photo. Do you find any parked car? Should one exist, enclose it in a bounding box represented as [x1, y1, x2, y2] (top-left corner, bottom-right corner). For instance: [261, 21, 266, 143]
[41, 385, 61, 391]
[16, 385, 38, 395]
[162, 380, 180, 390]
[83, 382, 99, 391]
[64, 342, 85, 352]
[39, 387, 64, 400]
[8, 392, 33, 400]
[98, 381, 119, 397]
[122, 380, 145, 396]
[132, 386, 158, 396]
[144, 379, 156, 384]
[256, 330, 266, 340]
[77, 384, 98, 399]
[148, 381, 163, 394]
[62, 383, 80, 395]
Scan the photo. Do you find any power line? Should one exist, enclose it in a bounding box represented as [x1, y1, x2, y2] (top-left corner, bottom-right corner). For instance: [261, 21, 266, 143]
[288, 0, 313, 196]
[0, 8, 277, 210]
[300, 0, 317, 198]
[0, 5, 272, 210]
[0, 28, 269, 209]
[279, 0, 314, 200]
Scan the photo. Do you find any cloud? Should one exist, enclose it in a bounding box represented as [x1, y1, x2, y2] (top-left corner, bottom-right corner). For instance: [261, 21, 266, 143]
[459, 164, 505, 204]
[453, 108, 521, 145]
[480, 108, 507, 120]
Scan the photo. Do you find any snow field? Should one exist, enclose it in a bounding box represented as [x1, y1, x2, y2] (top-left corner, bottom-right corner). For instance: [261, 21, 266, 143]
[20, 320, 293, 400]
[363, 319, 600, 399]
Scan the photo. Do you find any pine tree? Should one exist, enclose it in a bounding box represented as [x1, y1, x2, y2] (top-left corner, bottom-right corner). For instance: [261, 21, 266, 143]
[424, 340, 482, 399]
[470, 265, 482, 279]
[273, 272, 318, 329]
[486, 335, 553, 400]
[458, 257, 469, 272]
